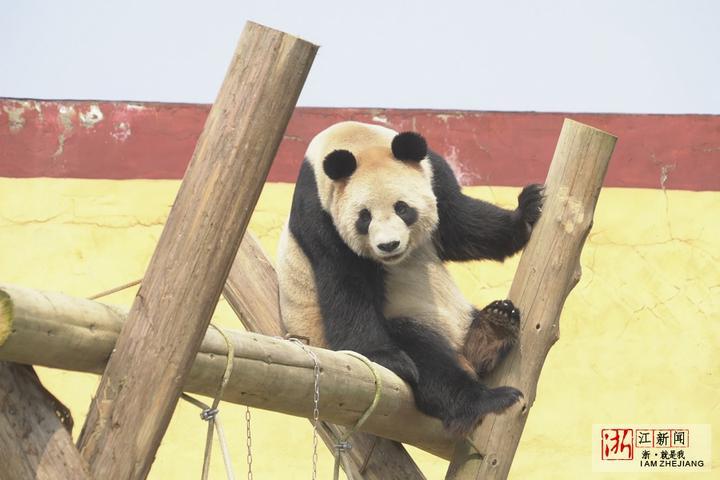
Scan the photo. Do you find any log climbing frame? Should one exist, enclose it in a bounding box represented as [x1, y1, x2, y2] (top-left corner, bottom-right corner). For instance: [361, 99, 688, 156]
[0, 22, 615, 480]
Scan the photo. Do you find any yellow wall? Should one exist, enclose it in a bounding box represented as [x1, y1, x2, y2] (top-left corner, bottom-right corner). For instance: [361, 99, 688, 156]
[0, 178, 717, 478]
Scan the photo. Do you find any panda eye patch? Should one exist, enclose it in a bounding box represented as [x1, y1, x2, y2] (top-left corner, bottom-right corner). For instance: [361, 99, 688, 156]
[394, 201, 418, 226]
[355, 208, 372, 235]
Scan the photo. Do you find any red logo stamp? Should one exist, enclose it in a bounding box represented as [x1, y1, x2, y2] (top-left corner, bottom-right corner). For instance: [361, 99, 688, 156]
[593, 424, 710, 473]
[601, 428, 634, 460]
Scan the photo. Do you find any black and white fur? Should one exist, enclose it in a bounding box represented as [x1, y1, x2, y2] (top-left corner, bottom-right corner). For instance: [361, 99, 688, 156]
[277, 121, 543, 434]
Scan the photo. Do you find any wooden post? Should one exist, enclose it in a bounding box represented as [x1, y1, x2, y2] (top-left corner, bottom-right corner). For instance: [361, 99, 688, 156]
[76, 22, 317, 479]
[0, 283, 455, 458]
[445, 119, 616, 479]
[224, 234, 426, 479]
[0, 361, 90, 480]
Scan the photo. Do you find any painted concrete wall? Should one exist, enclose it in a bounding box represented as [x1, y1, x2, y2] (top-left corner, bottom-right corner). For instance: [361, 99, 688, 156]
[0, 101, 718, 478]
[2, 100, 718, 191]
[0, 180, 717, 478]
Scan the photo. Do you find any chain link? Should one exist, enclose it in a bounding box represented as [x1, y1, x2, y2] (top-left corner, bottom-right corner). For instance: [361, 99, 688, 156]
[310, 348, 320, 480]
[288, 338, 321, 480]
[246, 406, 253, 480]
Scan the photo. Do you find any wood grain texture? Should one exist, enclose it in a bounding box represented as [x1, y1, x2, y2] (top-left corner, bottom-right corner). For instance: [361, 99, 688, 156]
[0, 283, 456, 459]
[445, 119, 617, 479]
[224, 233, 426, 479]
[75, 22, 317, 479]
[0, 362, 90, 480]
[223, 233, 284, 337]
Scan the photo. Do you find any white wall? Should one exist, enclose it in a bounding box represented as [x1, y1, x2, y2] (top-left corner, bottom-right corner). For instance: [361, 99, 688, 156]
[2, 0, 719, 113]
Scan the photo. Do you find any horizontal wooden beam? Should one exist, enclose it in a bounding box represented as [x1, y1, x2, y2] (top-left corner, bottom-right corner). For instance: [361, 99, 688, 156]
[0, 283, 456, 459]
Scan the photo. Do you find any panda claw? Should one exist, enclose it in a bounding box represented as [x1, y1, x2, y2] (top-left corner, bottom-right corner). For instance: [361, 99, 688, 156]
[482, 299, 521, 326]
[517, 184, 545, 226]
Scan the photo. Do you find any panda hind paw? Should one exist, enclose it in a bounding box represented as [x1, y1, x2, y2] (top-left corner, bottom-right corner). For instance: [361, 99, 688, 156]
[483, 299, 520, 328]
[444, 386, 524, 437]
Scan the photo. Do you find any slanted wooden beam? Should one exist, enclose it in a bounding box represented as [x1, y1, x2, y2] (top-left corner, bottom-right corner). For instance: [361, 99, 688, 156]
[75, 22, 317, 479]
[446, 119, 617, 479]
[224, 234, 426, 479]
[0, 359, 89, 480]
[0, 283, 455, 458]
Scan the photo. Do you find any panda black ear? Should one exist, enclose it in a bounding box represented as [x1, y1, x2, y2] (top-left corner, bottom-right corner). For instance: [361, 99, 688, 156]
[392, 132, 427, 162]
[323, 149, 357, 180]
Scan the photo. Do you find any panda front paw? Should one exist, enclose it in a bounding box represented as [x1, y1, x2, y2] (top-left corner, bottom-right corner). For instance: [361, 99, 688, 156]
[516, 184, 545, 227]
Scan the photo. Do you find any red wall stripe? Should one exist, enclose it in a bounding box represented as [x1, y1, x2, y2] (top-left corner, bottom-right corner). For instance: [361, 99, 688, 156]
[1, 99, 718, 190]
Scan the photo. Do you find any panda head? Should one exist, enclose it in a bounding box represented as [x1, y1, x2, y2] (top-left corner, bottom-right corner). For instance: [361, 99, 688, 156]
[316, 125, 438, 265]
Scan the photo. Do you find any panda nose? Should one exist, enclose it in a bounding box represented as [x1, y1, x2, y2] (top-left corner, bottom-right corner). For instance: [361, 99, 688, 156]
[377, 241, 400, 253]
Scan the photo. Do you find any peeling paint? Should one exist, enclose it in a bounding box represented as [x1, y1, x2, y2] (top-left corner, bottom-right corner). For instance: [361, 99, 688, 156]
[436, 113, 464, 123]
[659, 164, 676, 190]
[445, 145, 470, 183]
[58, 105, 76, 131]
[79, 104, 104, 128]
[53, 135, 67, 159]
[53, 106, 77, 159]
[372, 114, 388, 124]
[32, 101, 44, 122]
[111, 122, 132, 142]
[3, 105, 26, 133]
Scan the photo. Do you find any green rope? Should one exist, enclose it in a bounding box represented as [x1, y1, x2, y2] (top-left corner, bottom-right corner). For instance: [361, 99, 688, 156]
[181, 323, 236, 480]
[333, 351, 383, 480]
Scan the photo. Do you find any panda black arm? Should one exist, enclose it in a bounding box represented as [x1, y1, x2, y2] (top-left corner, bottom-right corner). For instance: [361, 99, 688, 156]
[428, 151, 543, 262]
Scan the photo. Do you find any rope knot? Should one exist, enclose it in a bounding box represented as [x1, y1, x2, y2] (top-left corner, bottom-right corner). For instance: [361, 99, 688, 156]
[335, 441, 352, 452]
[200, 407, 219, 421]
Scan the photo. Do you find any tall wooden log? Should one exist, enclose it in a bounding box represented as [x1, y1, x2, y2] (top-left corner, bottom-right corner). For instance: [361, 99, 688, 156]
[76, 22, 317, 479]
[223, 234, 285, 337]
[0, 359, 89, 480]
[224, 234, 426, 479]
[445, 119, 617, 479]
[0, 283, 456, 458]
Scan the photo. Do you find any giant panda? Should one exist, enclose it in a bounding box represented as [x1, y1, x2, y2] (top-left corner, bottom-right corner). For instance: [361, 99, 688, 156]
[277, 121, 543, 434]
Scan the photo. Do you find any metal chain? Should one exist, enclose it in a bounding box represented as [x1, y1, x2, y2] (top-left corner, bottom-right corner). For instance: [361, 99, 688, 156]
[288, 338, 321, 480]
[245, 406, 253, 480]
[310, 349, 320, 480]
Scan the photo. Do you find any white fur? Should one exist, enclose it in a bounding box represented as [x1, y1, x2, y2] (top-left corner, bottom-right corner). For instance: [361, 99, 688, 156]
[278, 121, 475, 346]
[383, 243, 474, 349]
[277, 223, 326, 346]
[306, 121, 397, 213]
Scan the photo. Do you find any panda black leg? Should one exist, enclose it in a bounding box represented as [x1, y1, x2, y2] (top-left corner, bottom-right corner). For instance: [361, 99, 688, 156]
[464, 300, 520, 376]
[384, 317, 523, 436]
[365, 348, 419, 385]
